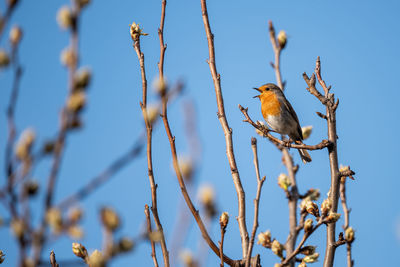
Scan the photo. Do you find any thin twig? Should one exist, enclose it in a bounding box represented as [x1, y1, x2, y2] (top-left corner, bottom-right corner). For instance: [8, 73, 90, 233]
[50, 250, 59, 267]
[219, 227, 226, 267]
[132, 8, 170, 266]
[304, 58, 341, 267]
[145, 205, 159, 267]
[245, 138, 266, 267]
[200, 0, 249, 257]
[161, 83, 236, 265]
[340, 178, 354, 267]
[239, 105, 330, 151]
[268, 21, 283, 90]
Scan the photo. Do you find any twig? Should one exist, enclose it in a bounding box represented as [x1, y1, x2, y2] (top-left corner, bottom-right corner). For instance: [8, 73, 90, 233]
[245, 138, 266, 267]
[132, 8, 170, 266]
[200, 0, 249, 257]
[268, 21, 283, 90]
[0, 0, 19, 42]
[57, 139, 143, 210]
[304, 58, 341, 267]
[219, 226, 226, 267]
[145, 204, 159, 267]
[340, 178, 354, 267]
[161, 82, 237, 265]
[239, 105, 330, 151]
[50, 250, 59, 267]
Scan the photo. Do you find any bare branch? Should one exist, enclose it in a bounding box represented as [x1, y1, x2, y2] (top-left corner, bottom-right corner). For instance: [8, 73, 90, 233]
[245, 138, 266, 267]
[145, 204, 159, 267]
[50, 250, 59, 267]
[200, 0, 248, 257]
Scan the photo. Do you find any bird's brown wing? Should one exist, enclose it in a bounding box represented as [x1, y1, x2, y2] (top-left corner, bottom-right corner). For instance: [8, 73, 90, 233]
[281, 96, 303, 140]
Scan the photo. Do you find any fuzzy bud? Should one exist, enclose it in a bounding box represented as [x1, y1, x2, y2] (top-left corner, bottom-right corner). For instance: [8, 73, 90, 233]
[74, 67, 92, 90]
[178, 155, 193, 181]
[298, 262, 307, 267]
[11, 219, 26, 239]
[68, 207, 83, 224]
[303, 252, 319, 263]
[277, 173, 291, 191]
[152, 76, 167, 96]
[277, 30, 287, 49]
[300, 245, 316, 256]
[88, 250, 105, 267]
[9, 25, 22, 45]
[257, 230, 271, 247]
[219, 212, 229, 229]
[57, 6, 73, 30]
[305, 200, 320, 218]
[271, 239, 284, 258]
[307, 189, 320, 201]
[304, 219, 313, 233]
[100, 207, 120, 231]
[301, 126, 313, 140]
[198, 185, 216, 217]
[345, 227, 355, 243]
[130, 22, 148, 42]
[179, 249, 197, 267]
[0, 49, 10, 68]
[67, 91, 86, 113]
[148, 230, 163, 242]
[321, 198, 332, 216]
[68, 225, 84, 239]
[118, 237, 134, 252]
[46, 208, 63, 233]
[72, 242, 88, 258]
[60, 47, 77, 68]
[325, 212, 341, 223]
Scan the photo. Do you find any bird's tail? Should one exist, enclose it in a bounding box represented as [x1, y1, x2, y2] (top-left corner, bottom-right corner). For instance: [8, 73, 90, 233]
[298, 149, 312, 163]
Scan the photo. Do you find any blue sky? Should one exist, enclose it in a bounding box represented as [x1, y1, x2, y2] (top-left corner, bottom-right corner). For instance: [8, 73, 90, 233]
[0, 0, 399, 266]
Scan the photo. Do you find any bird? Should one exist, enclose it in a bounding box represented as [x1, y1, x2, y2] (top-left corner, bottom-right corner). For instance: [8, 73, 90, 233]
[253, 83, 312, 163]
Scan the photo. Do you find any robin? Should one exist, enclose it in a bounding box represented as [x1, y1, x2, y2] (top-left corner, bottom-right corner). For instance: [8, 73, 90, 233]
[253, 83, 312, 163]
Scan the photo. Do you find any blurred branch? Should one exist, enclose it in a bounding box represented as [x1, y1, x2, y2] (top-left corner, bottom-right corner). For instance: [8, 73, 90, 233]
[200, 0, 249, 258]
[57, 139, 144, 210]
[145, 204, 159, 267]
[50, 250, 59, 267]
[340, 176, 354, 267]
[245, 138, 265, 267]
[0, 0, 19, 42]
[132, 7, 170, 266]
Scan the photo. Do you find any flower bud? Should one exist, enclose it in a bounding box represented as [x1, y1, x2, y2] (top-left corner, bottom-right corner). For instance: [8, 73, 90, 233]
[74, 67, 92, 90]
[277, 173, 291, 191]
[57, 6, 73, 30]
[300, 245, 316, 256]
[298, 262, 307, 267]
[0, 49, 10, 68]
[345, 227, 355, 243]
[152, 76, 167, 96]
[325, 212, 341, 223]
[305, 200, 320, 218]
[11, 219, 25, 239]
[46, 208, 63, 233]
[60, 47, 77, 68]
[68, 225, 84, 239]
[219, 212, 229, 229]
[277, 30, 287, 49]
[303, 252, 319, 263]
[118, 237, 134, 252]
[307, 189, 320, 201]
[274, 264, 282, 267]
[257, 230, 271, 247]
[9, 25, 22, 45]
[145, 104, 160, 125]
[130, 22, 148, 42]
[271, 239, 284, 258]
[72, 242, 88, 259]
[179, 249, 196, 267]
[148, 230, 162, 242]
[100, 207, 120, 231]
[301, 126, 313, 140]
[0, 250, 4, 264]
[304, 219, 313, 233]
[198, 185, 216, 217]
[15, 128, 35, 161]
[88, 250, 105, 267]
[68, 207, 83, 224]
[24, 180, 39, 196]
[321, 198, 332, 216]
[67, 91, 86, 113]
[178, 155, 193, 181]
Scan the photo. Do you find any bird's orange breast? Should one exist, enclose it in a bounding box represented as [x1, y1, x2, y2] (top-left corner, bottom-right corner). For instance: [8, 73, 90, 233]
[260, 91, 281, 118]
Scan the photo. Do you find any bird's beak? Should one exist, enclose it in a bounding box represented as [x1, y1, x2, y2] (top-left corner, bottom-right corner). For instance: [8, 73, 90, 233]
[253, 87, 261, 98]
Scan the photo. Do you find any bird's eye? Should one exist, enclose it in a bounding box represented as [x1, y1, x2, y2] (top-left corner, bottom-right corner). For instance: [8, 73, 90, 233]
[265, 88, 270, 91]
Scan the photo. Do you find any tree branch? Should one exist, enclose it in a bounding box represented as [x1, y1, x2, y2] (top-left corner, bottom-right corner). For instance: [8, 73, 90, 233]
[200, 0, 249, 257]
[145, 204, 159, 267]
